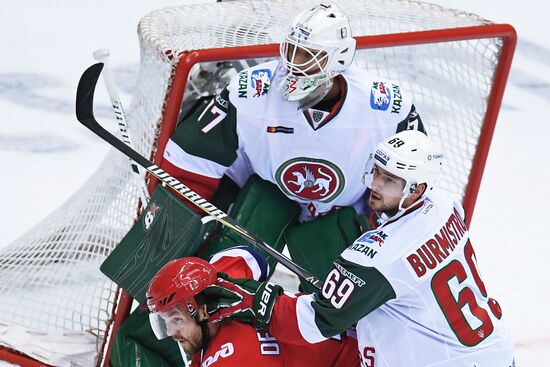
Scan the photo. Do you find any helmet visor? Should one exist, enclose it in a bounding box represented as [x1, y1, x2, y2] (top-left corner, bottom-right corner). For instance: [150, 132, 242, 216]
[149, 306, 194, 340]
[362, 155, 406, 200]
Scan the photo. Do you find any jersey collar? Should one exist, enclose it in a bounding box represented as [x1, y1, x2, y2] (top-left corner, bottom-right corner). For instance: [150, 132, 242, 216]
[379, 199, 426, 228]
[303, 75, 348, 131]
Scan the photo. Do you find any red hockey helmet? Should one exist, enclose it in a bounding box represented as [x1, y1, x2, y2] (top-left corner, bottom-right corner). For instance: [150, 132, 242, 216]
[147, 257, 218, 339]
[146, 257, 218, 315]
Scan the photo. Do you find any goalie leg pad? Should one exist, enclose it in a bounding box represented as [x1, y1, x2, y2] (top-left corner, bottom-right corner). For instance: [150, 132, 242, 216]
[101, 185, 213, 303]
[203, 174, 300, 274]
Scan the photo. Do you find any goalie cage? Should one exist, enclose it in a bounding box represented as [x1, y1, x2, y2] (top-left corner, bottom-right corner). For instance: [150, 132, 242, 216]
[0, 0, 515, 366]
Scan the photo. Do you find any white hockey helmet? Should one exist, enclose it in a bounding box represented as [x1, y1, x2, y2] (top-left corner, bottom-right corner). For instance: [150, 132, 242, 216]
[363, 130, 444, 203]
[278, 2, 356, 104]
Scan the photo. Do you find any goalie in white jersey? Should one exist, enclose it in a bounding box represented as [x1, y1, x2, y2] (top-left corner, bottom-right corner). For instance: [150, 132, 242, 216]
[205, 130, 516, 367]
[160, 2, 424, 222]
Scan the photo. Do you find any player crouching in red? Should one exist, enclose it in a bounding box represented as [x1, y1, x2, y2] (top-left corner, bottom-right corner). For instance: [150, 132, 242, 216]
[146, 258, 217, 359]
[146, 248, 359, 367]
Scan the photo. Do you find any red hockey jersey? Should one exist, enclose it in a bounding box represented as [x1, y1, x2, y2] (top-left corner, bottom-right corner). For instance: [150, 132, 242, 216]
[191, 246, 359, 367]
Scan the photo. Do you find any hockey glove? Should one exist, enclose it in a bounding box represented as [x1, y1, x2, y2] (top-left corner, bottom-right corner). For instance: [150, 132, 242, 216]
[204, 272, 283, 330]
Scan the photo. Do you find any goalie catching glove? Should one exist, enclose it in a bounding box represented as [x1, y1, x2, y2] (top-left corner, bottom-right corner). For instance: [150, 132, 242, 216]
[204, 272, 283, 330]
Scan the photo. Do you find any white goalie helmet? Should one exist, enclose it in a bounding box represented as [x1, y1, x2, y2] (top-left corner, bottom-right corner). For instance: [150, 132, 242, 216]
[278, 2, 356, 105]
[363, 130, 444, 207]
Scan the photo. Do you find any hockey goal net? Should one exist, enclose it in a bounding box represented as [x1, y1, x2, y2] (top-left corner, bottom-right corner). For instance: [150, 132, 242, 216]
[0, 0, 515, 366]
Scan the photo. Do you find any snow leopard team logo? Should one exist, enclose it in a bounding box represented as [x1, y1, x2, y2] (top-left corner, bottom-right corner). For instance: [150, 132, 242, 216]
[251, 69, 272, 97]
[370, 81, 391, 111]
[276, 158, 345, 202]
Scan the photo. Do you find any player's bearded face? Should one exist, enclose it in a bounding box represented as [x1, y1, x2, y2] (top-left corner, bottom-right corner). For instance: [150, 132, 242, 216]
[160, 306, 204, 355]
[367, 165, 406, 215]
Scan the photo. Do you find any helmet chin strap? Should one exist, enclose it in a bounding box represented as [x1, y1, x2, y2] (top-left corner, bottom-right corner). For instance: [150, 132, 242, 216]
[380, 183, 422, 223]
[199, 318, 211, 351]
[192, 298, 212, 352]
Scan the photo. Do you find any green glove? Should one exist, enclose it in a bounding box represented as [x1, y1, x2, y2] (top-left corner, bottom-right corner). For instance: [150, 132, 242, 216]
[204, 272, 283, 330]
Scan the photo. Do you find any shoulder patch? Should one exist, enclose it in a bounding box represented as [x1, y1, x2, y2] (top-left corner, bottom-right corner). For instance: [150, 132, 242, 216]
[370, 81, 391, 111]
[250, 69, 272, 97]
[346, 229, 389, 260]
[356, 229, 389, 248]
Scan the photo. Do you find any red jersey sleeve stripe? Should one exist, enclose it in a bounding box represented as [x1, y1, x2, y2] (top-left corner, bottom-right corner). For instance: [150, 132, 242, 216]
[269, 293, 327, 346]
[160, 157, 220, 203]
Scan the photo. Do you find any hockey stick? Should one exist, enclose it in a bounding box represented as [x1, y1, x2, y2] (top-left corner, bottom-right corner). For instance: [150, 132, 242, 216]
[76, 62, 323, 291]
[92, 49, 150, 206]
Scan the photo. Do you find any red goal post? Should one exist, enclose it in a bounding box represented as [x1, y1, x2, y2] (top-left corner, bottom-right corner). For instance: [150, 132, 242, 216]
[0, 1, 516, 366]
[155, 24, 516, 223]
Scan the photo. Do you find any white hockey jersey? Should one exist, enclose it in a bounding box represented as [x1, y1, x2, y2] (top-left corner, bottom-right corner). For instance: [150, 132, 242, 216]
[163, 60, 423, 221]
[271, 188, 515, 366]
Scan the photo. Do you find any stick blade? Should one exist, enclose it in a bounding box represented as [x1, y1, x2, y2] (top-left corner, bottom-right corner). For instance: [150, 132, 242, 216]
[75, 62, 104, 124]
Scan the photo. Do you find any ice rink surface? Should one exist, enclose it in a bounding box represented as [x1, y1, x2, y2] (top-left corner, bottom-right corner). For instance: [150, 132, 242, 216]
[1, 0, 548, 365]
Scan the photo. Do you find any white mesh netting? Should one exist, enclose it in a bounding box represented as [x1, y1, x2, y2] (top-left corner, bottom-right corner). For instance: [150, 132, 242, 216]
[138, 0, 504, 199]
[0, 0, 511, 365]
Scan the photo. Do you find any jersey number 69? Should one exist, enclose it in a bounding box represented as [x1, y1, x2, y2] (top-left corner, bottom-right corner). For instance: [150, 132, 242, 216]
[322, 269, 355, 309]
[431, 241, 502, 346]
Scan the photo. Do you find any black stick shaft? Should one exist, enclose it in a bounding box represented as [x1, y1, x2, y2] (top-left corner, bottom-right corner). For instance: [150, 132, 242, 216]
[76, 62, 323, 290]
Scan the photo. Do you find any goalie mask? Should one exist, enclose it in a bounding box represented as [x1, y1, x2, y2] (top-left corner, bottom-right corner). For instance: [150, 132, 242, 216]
[276, 2, 356, 107]
[146, 257, 217, 339]
[362, 130, 444, 218]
